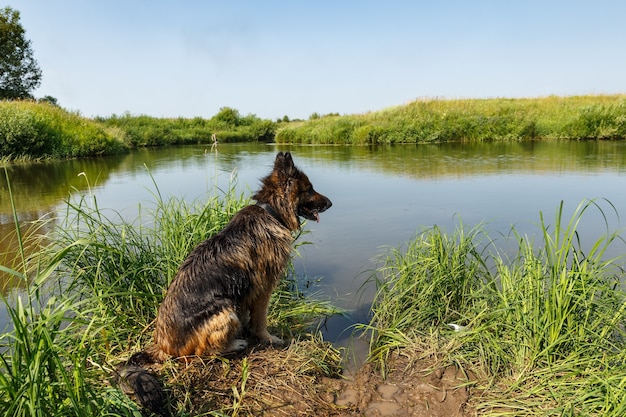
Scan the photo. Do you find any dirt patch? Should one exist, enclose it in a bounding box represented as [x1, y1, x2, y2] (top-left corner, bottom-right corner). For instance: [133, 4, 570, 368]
[335, 357, 475, 417]
[157, 340, 476, 416]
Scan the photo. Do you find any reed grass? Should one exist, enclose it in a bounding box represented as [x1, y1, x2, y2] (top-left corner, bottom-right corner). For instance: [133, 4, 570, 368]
[364, 199, 626, 415]
[50, 174, 252, 350]
[0, 171, 342, 416]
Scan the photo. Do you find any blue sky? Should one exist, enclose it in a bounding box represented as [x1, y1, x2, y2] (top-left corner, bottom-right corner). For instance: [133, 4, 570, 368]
[9, 1, 626, 120]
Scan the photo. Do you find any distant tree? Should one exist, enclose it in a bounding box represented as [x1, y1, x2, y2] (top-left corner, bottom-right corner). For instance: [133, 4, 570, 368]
[0, 6, 42, 99]
[309, 112, 320, 120]
[213, 107, 241, 127]
[38, 95, 59, 106]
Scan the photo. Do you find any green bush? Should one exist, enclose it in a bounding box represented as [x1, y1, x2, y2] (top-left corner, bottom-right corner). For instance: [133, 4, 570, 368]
[99, 109, 277, 146]
[0, 101, 127, 159]
[566, 102, 626, 139]
[0, 103, 57, 156]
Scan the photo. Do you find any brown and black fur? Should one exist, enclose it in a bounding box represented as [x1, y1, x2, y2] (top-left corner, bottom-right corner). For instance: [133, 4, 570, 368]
[120, 152, 331, 415]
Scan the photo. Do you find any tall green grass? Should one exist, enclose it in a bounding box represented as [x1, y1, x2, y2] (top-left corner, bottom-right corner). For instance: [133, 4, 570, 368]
[0, 171, 341, 416]
[0, 286, 141, 416]
[52, 175, 251, 350]
[0, 168, 141, 416]
[364, 199, 626, 415]
[276, 95, 626, 144]
[365, 223, 491, 371]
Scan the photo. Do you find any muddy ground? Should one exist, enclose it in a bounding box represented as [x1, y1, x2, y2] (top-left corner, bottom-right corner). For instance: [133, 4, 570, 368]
[158, 340, 477, 416]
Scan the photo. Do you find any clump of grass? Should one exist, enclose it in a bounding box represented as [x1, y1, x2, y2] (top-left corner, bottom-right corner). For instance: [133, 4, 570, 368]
[365, 199, 626, 415]
[363, 223, 491, 371]
[0, 284, 143, 416]
[494, 200, 625, 368]
[475, 201, 626, 415]
[50, 174, 250, 351]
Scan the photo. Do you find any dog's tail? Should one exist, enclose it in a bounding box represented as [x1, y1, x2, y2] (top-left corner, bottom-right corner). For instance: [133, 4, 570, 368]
[116, 351, 172, 417]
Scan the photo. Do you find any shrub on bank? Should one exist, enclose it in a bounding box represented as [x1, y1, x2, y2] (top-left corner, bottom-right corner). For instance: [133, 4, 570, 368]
[565, 102, 626, 139]
[0, 100, 127, 159]
[98, 108, 277, 146]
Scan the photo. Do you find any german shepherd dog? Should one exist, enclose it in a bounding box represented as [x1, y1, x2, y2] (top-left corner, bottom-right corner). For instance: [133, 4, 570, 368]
[119, 152, 332, 415]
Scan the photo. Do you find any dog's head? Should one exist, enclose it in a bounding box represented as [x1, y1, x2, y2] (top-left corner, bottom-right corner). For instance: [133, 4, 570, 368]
[254, 152, 332, 230]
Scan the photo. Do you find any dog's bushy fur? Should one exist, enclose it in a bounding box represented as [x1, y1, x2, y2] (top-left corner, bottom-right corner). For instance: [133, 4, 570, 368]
[120, 152, 332, 415]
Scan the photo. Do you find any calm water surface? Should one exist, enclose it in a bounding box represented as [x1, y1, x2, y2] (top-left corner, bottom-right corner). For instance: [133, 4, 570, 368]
[2, 141, 626, 346]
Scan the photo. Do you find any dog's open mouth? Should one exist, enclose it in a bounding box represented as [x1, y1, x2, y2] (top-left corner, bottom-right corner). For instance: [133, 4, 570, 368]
[298, 198, 331, 223]
[298, 207, 321, 222]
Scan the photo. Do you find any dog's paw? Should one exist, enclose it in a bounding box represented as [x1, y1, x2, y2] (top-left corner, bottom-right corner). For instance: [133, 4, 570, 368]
[223, 338, 248, 354]
[254, 331, 286, 348]
[267, 334, 286, 347]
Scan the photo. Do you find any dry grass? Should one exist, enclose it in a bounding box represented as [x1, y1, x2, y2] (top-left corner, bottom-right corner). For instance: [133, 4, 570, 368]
[160, 337, 344, 416]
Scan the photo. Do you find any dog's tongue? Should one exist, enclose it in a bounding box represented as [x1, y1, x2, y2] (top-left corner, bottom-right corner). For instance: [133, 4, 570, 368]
[314, 212, 320, 222]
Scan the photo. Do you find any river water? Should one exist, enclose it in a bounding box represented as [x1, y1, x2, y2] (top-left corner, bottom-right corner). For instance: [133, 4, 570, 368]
[2, 141, 626, 346]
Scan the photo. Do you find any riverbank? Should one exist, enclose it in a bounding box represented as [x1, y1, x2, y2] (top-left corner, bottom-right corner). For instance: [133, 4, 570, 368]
[360, 199, 626, 416]
[276, 94, 626, 144]
[0, 102, 276, 161]
[3, 95, 626, 162]
[2, 162, 625, 415]
[0, 179, 343, 416]
[0, 100, 127, 160]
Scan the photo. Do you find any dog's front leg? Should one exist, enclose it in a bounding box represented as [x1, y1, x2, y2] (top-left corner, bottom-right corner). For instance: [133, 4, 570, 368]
[249, 292, 284, 346]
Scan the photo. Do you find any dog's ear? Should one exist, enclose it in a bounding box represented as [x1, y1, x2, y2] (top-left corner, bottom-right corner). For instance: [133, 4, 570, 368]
[274, 152, 297, 177]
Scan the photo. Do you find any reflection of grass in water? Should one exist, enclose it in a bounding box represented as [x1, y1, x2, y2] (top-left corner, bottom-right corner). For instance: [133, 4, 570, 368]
[0, 172, 343, 416]
[0, 219, 52, 294]
[364, 199, 626, 415]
